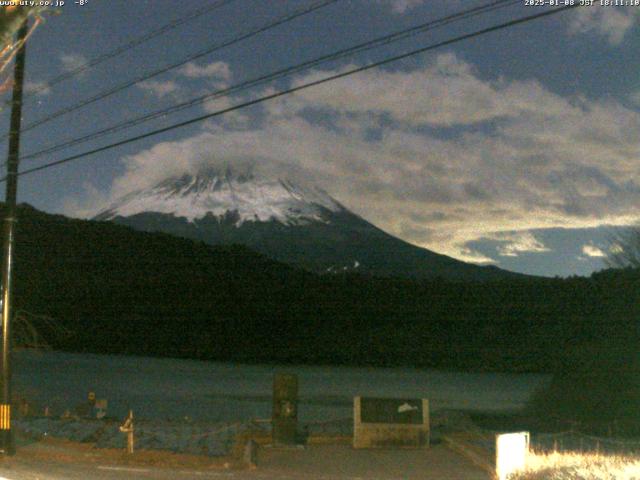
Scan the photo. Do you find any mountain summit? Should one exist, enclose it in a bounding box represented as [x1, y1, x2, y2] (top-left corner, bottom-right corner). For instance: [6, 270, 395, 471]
[95, 166, 521, 281]
[95, 166, 344, 226]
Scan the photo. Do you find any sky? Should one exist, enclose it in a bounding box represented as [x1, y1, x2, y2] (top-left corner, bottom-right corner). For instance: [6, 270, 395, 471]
[0, 0, 638, 278]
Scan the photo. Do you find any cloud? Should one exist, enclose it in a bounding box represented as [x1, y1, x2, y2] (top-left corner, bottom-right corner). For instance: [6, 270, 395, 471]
[200, 95, 251, 128]
[24, 80, 50, 96]
[454, 247, 496, 265]
[134, 61, 233, 102]
[179, 61, 231, 82]
[582, 243, 606, 257]
[61, 182, 111, 219]
[137, 79, 180, 98]
[454, 231, 550, 267]
[382, 0, 426, 14]
[106, 135, 222, 200]
[59, 53, 87, 74]
[378, 0, 464, 14]
[490, 232, 550, 257]
[567, 6, 640, 45]
[284, 54, 577, 127]
[72, 53, 640, 265]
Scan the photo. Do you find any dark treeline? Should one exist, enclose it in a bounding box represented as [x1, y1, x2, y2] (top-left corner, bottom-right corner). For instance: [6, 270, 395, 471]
[9, 204, 640, 373]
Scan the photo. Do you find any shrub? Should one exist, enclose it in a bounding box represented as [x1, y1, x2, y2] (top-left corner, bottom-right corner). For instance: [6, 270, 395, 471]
[527, 342, 640, 436]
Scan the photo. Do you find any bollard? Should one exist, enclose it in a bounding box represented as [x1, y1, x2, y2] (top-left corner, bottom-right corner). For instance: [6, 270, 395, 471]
[119, 410, 134, 454]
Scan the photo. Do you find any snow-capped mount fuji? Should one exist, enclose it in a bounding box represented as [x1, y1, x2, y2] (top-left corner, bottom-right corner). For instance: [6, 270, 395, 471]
[96, 166, 345, 227]
[95, 166, 521, 281]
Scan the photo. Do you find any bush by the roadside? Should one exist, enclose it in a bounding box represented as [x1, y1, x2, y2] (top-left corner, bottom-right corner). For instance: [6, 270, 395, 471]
[527, 341, 640, 436]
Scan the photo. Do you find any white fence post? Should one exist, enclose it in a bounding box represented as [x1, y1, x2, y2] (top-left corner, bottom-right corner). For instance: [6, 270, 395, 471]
[119, 410, 134, 454]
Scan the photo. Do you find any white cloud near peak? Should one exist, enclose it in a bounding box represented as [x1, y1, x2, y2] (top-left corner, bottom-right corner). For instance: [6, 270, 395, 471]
[68, 53, 640, 266]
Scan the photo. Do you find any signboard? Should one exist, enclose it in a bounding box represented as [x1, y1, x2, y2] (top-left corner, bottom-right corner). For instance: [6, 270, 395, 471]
[360, 397, 423, 425]
[496, 432, 529, 480]
[353, 396, 429, 449]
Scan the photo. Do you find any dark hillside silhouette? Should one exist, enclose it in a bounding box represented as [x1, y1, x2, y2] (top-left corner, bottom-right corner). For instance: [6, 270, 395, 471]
[5, 203, 639, 373]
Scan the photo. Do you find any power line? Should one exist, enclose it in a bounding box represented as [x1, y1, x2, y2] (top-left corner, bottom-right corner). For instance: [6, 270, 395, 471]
[19, 0, 520, 163]
[3, 5, 578, 183]
[8, 0, 238, 103]
[2, 0, 340, 141]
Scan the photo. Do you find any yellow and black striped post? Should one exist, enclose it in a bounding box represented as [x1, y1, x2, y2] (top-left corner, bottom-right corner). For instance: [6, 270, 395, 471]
[0, 404, 9, 431]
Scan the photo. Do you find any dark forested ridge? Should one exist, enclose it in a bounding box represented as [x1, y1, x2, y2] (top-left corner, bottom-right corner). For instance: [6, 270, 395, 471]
[105, 208, 523, 282]
[7, 204, 639, 373]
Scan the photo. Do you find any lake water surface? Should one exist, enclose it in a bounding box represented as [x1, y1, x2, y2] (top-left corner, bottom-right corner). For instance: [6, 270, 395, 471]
[13, 350, 549, 423]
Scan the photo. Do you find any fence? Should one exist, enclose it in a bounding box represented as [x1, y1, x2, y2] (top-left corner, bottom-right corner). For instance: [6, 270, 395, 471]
[15, 416, 251, 457]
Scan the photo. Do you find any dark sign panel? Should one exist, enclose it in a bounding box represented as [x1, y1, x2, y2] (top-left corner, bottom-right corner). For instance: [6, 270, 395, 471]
[360, 397, 423, 425]
[272, 373, 298, 445]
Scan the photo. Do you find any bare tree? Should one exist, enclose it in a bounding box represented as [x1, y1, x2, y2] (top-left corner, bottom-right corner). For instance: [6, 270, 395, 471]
[12, 310, 72, 351]
[606, 227, 640, 269]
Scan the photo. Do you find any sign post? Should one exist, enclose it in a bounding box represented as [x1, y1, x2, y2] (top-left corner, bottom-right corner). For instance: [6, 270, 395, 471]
[272, 373, 298, 445]
[495, 432, 529, 480]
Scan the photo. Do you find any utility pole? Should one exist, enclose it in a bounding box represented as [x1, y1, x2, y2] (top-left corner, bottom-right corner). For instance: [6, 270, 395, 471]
[0, 18, 29, 456]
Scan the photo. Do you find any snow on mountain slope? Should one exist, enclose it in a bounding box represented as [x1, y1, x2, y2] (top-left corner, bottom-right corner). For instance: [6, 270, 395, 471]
[96, 166, 344, 226]
[94, 164, 524, 280]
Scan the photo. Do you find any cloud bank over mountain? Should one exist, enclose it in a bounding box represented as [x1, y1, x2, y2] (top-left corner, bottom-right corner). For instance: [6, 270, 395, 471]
[68, 49, 640, 271]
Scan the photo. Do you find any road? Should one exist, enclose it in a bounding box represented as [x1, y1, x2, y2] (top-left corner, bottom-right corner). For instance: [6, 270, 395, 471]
[0, 438, 490, 479]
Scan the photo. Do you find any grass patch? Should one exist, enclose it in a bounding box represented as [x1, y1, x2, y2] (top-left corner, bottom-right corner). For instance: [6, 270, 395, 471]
[511, 451, 640, 480]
